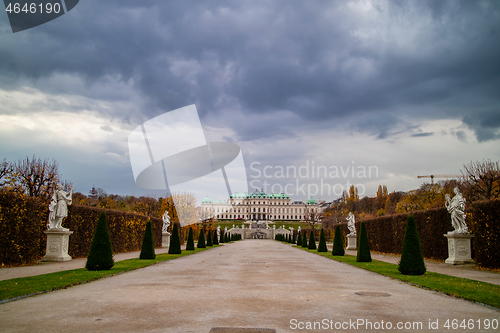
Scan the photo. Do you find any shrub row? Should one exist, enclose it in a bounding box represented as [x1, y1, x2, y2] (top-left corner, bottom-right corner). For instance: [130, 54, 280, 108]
[338, 199, 500, 269]
[0, 192, 162, 266]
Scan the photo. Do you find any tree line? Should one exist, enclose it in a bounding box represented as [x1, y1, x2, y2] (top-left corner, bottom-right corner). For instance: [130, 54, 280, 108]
[322, 159, 500, 227]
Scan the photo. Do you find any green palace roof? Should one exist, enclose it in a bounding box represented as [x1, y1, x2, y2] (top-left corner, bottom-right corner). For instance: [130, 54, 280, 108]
[306, 197, 317, 204]
[229, 192, 249, 199]
[202, 196, 212, 204]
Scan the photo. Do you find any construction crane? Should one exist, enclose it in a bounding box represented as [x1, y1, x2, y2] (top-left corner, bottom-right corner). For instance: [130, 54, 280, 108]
[417, 174, 461, 185]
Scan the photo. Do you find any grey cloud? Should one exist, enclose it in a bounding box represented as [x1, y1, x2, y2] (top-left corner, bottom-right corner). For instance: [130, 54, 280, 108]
[462, 110, 500, 142]
[411, 132, 434, 137]
[455, 130, 467, 143]
[0, 0, 499, 142]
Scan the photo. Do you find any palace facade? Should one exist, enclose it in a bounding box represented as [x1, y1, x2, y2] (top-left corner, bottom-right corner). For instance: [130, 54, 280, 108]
[200, 190, 320, 221]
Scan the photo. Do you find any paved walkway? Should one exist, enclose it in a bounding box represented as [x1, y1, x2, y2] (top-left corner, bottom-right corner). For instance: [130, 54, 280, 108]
[0, 247, 175, 281]
[0, 240, 498, 332]
[1, 243, 499, 287]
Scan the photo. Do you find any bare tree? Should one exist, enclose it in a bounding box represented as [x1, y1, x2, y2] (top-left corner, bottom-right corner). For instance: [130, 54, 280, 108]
[303, 206, 323, 229]
[461, 159, 500, 201]
[0, 158, 14, 188]
[14, 155, 60, 198]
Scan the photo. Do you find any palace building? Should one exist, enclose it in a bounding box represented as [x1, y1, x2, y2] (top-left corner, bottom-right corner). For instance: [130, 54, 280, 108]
[200, 189, 320, 221]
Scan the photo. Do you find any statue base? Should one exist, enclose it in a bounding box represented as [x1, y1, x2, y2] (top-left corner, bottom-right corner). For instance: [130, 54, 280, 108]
[444, 232, 474, 265]
[162, 232, 171, 248]
[41, 229, 73, 262]
[346, 234, 357, 250]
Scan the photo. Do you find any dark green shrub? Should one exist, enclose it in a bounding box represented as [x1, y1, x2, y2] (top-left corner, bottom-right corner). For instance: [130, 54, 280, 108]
[308, 231, 316, 250]
[168, 223, 181, 254]
[292, 232, 296, 244]
[139, 220, 156, 259]
[332, 225, 345, 256]
[206, 229, 213, 246]
[225, 232, 229, 243]
[220, 229, 224, 243]
[356, 222, 371, 262]
[213, 230, 219, 245]
[86, 211, 114, 271]
[186, 227, 195, 250]
[398, 214, 426, 275]
[197, 229, 206, 248]
[318, 228, 327, 252]
[301, 231, 308, 247]
[296, 231, 302, 246]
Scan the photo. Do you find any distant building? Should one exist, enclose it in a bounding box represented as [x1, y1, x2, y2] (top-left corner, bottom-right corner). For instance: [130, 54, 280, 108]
[88, 185, 98, 199]
[200, 189, 320, 221]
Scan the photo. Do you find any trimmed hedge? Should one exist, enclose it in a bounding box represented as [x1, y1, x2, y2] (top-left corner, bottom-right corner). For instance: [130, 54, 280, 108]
[186, 227, 195, 250]
[86, 211, 114, 270]
[332, 225, 345, 256]
[139, 220, 156, 260]
[398, 214, 426, 275]
[0, 192, 162, 266]
[356, 222, 371, 262]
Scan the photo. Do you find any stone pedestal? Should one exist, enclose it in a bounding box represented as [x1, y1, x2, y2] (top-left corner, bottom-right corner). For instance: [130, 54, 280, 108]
[162, 232, 171, 248]
[346, 234, 357, 250]
[444, 232, 474, 265]
[41, 229, 73, 262]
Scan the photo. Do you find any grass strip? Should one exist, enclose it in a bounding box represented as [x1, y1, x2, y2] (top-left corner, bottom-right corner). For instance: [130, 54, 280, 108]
[297, 246, 500, 309]
[0, 246, 216, 302]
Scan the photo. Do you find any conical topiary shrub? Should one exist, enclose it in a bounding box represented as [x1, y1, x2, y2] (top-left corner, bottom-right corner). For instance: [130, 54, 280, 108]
[220, 230, 224, 243]
[301, 231, 308, 247]
[356, 222, 371, 262]
[296, 231, 302, 246]
[168, 223, 181, 254]
[206, 228, 213, 246]
[292, 232, 296, 244]
[186, 227, 195, 250]
[198, 229, 206, 248]
[332, 225, 345, 256]
[317, 228, 327, 252]
[139, 220, 156, 259]
[399, 214, 426, 275]
[308, 230, 317, 250]
[213, 230, 219, 245]
[86, 211, 114, 271]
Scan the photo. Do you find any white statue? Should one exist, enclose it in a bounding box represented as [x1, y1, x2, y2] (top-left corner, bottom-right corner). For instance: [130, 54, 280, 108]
[217, 225, 221, 238]
[289, 227, 294, 232]
[298, 226, 301, 233]
[241, 224, 244, 229]
[232, 224, 235, 229]
[162, 210, 171, 233]
[48, 184, 73, 230]
[445, 187, 468, 234]
[273, 225, 275, 229]
[347, 212, 356, 236]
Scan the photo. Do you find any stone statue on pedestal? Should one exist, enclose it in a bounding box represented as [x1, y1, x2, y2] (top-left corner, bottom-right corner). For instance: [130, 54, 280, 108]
[48, 184, 72, 230]
[347, 212, 356, 236]
[445, 187, 468, 234]
[217, 225, 221, 238]
[162, 211, 171, 233]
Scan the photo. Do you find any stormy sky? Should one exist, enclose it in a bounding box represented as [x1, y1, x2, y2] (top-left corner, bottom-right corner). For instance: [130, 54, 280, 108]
[1, 0, 499, 202]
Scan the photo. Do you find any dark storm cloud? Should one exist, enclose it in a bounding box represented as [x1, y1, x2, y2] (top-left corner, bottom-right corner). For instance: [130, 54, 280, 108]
[1, 0, 499, 141]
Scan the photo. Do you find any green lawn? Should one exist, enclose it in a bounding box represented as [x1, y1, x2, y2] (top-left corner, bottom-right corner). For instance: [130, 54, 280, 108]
[215, 220, 320, 231]
[0, 246, 216, 302]
[295, 246, 500, 309]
